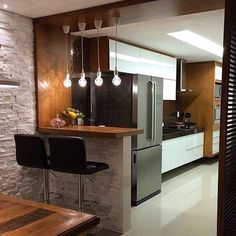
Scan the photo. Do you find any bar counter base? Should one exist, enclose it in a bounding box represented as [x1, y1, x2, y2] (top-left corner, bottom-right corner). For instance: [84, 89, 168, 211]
[47, 136, 131, 234]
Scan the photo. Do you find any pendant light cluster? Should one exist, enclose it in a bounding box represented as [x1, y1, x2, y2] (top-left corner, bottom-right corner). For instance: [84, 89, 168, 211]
[62, 16, 121, 88]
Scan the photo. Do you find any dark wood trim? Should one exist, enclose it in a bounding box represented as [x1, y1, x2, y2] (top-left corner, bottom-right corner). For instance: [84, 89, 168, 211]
[34, 0, 224, 32]
[217, 0, 230, 234]
[33, 20, 39, 129]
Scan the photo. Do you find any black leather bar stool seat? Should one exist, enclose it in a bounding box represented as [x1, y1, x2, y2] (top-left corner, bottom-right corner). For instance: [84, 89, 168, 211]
[14, 134, 50, 203]
[48, 136, 109, 211]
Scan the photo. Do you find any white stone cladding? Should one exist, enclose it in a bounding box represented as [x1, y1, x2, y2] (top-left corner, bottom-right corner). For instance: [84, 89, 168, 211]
[0, 10, 42, 200]
[48, 136, 132, 233]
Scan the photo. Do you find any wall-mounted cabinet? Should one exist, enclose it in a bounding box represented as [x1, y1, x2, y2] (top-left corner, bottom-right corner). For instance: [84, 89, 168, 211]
[178, 61, 222, 158]
[109, 39, 177, 100]
[215, 65, 223, 82]
[89, 37, 176, 100]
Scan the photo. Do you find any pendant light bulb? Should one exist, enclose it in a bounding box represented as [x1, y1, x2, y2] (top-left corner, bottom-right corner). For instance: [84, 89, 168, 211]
[62, 25, 71, 88]
[95, 70, 103, 86]
[112, 70, 121, 86]
[112, 17, 121, 86]
[64, 73, 72, 88]
[78, 71, 87, 87]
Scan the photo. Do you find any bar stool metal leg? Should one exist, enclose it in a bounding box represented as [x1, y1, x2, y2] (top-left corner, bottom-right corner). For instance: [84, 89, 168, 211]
[78, 175, 84, 211]
[42, 169, 49, 204]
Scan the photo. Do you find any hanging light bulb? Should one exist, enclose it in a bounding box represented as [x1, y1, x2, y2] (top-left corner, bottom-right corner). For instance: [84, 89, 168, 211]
[62, 25, 71, 88]
[78, 22, 87, 87]
[112, 17, 121, 86]
[78, 71, 87, 87]
[95, 71, 103, 86]
[63, 72, 72, 88]
[94, 19, 103, 87]
[112, 69, 121, 86]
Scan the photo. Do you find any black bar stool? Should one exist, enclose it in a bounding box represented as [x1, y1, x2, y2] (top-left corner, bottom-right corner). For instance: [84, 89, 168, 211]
[48, 136, 109, 211]
[14, 134, 50, 204]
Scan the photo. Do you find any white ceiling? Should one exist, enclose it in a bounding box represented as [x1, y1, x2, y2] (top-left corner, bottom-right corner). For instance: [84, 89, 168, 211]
[74, 9, 225, 63]
[0, 0, 122, 18]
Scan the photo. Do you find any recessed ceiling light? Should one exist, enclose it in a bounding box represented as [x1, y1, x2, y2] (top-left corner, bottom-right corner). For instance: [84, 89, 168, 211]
[3, 4, 8, 9]
[167, 30, 223, 58]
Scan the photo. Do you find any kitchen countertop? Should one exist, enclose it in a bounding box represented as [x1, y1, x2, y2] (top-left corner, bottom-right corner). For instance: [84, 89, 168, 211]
[163, 127, 205, 140]
[38, 125, 143, 138]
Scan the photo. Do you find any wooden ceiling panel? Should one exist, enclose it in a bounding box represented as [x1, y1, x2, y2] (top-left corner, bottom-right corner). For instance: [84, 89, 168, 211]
[34, 0, 225, 32]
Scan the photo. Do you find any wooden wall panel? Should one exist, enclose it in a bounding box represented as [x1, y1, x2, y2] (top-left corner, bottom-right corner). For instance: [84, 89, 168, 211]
[88, 37, 110, 73]
[34, 23, 71, 127]
[179, 62, 215, 157]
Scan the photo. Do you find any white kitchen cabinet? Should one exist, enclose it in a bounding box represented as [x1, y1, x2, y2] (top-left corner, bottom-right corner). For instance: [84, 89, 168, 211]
[109, 39, 177, 100]
[215, 65, 222, 81]
[139, 48, 162, 77]
[160, 54, 177, 80]
[212, 130, 220, 154]
[163, 79, 176, 100]
[162, 132, 204, 174]
[109, 39, 140, 74]
[162, 136, 185, 174]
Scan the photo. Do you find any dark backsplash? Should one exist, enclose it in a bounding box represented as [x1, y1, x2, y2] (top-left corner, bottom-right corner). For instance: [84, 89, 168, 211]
[163, 100, 178, 122]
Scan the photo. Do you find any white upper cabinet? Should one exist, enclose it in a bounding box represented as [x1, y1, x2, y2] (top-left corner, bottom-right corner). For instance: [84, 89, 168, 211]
[139, 49, 162, 77]
[109, 39, 140, 74]
[163, 79, 176, 100]
[160, 54, 177, 80]
[108, 39, 177, 100]
[215, 65, 222, 81]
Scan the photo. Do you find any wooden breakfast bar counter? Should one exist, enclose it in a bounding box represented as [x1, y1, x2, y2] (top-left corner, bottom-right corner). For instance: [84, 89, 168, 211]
[38, 125, 143, 138]
[38, 125, 143, 234]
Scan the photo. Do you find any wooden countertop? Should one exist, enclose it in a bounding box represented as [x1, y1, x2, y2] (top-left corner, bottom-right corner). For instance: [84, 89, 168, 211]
[38, 125, 143, 138]
[0, 194, 99, 236]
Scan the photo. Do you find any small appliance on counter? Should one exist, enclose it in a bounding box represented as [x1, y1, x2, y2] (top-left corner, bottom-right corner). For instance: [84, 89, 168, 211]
[164, 112, 196, 130]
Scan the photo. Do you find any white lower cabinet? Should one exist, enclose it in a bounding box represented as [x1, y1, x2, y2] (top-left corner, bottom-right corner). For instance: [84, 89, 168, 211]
[162, 132, 204, 174]
[212, 130, 220, 154]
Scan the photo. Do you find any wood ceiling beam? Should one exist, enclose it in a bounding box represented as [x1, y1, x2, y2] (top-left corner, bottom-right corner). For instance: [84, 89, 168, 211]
[34, 0, 225, 32]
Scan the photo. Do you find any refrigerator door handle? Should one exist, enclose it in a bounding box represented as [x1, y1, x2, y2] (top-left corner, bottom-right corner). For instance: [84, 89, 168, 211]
[153, 81, 157, 141]
[149, 81, 155, 141]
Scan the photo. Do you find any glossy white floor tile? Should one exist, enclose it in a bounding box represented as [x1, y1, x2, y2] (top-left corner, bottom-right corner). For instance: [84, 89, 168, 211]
[94, 159, 218, 236]
[130, 159, 218, 236]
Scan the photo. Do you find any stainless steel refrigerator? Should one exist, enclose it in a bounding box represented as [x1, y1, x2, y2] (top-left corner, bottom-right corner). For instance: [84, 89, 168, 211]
[72, 73, 163, 205]
[131, 74, 163, 205]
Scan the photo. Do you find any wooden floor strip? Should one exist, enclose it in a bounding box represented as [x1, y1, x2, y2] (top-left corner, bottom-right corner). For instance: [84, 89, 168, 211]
[0, 205, 37, 224]
[0, 208, 54, 234]
[0, 201, 18, 211]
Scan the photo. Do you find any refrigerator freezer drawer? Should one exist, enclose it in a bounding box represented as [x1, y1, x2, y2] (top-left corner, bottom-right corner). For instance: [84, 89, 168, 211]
[132, 145, 162, 205]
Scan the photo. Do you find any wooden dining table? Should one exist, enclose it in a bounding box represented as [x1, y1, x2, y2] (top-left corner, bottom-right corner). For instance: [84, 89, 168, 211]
[0, 194, 100, 236]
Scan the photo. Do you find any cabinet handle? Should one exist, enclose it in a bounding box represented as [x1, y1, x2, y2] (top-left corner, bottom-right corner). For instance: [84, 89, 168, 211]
[133, 154, 137, 164]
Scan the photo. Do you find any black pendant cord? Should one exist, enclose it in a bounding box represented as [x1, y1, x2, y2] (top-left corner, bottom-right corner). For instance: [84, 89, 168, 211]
[65, 33, 69, 74]
[81, 34, 84, 73]
[115, 24, 118, 72]
[97, 29, 100, 72]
